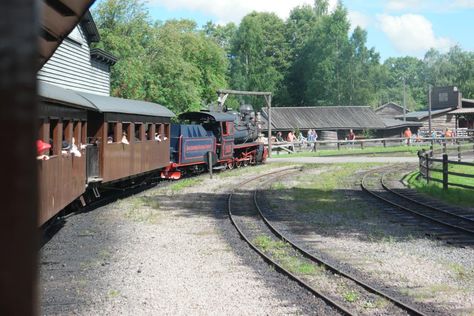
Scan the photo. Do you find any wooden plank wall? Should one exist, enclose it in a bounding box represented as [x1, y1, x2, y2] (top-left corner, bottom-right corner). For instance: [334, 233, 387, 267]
[37, 26, 111, 96]
[419, 114, 456, 131]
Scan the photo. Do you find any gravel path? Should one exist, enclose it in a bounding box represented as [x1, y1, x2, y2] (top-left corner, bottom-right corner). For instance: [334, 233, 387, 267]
[260, 164, 474, 315]
[40, 166, 338, 315]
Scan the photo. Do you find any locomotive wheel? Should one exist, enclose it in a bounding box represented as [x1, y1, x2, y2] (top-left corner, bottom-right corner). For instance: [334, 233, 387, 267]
[236, 161, 243, 168]
[227, 161, 234, 170]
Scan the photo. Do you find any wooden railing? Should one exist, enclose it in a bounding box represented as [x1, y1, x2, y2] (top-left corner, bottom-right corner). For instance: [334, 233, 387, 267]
[418, 144, 474, 190]
[268, 136, 474, 154]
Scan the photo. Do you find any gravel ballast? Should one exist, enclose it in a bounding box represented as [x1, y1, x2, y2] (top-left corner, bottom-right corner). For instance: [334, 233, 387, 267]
[40, 166, 337, 315]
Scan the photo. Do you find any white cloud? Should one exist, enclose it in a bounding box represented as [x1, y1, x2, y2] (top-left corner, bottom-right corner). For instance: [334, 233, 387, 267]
[348, 11, 370, 30]
[377, 14, 454, 54]
[386, 0, 421, 11]
[385, 0, 474, 11]
[149, 0, 339, 24]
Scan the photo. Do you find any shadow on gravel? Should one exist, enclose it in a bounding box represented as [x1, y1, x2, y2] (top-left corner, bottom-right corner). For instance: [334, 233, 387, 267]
[142, 186, 467, 316]
[40, 177, 467, 315]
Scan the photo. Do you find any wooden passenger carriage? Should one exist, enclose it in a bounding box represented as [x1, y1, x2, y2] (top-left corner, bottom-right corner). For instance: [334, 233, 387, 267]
[37, 82, 174, 226]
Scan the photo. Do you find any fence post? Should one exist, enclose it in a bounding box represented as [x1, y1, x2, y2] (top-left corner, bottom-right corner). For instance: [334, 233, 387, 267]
[314, 141, 318, 152]
[418, 150, 423, 178]
[457, 141, 461, 162]
[425, 153, 430, 184]
[383, 139, 386, 148]
[361, 141, 364, 150]
[443, 142, 446, 154]
[337, 141, 340, 151]
[442, 153, 448, 190]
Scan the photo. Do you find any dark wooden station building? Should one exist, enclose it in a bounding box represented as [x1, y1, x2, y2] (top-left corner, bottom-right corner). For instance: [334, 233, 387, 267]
[261, 106, 421, 140]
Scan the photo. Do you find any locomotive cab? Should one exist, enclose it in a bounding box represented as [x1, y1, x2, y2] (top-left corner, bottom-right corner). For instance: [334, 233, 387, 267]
[179, 111, 235, 160]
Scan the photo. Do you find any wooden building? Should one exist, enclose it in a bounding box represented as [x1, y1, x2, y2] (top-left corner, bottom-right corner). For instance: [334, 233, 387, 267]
[449, 98, 474, 130]
[375, 102, 408, 119]
[38, 11, 117, 96]
[260, 106, 419, 139]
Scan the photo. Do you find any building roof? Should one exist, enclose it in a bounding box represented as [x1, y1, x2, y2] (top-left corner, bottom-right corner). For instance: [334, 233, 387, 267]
[449, 108, 474, 114]
[39, 1, 95, 68]
[394, 108, 454, 120]
[382, 118, 423, 129]
[39, 81, 175, 117]
[179, 111, 235, 122]
[77, 91, 175, 118]
[80, 11, 100, 43]
[462, 98, 474, 107]
[90, 48, 118, 65]
[261, 106, 386, 130]
[375, 102, 407, 113]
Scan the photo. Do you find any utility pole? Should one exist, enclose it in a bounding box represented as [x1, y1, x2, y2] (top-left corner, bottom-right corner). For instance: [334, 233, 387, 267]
[403, 77, 406, 122]
[428, 85, 432, 135]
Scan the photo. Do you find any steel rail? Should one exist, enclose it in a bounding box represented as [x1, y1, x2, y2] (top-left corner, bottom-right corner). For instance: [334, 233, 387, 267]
[361, 170, 474, 236]
[381, 172, 474, 225]
[227, 168, 354, 316]
[253, 181, 427, 316]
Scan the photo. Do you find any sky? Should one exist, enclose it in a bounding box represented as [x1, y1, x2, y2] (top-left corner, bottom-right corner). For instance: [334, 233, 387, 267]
[145, 0, 474, 61]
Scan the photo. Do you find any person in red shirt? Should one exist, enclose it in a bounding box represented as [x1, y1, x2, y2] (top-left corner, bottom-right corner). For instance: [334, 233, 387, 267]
[404, 127, 412, 145]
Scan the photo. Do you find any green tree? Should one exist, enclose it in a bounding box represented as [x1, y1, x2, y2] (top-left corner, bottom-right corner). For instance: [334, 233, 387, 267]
[230, 12, 289, 108]
[93, 0, 228, 113]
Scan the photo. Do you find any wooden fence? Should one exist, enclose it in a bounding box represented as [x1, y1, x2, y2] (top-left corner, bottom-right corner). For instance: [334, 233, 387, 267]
[418, 144, 474, 190]
[269, 136, 474, 154]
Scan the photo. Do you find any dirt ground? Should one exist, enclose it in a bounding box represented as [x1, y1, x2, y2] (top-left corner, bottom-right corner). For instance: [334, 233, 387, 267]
[40, 162, 474, 315]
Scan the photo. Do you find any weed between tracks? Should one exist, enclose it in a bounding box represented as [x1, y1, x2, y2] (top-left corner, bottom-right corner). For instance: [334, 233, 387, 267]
[253, 235, 322, 276]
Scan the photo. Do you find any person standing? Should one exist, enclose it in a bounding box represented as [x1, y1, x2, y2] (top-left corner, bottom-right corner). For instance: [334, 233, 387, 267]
[404, 127, 412, 146]
[348, 129, 355, 148]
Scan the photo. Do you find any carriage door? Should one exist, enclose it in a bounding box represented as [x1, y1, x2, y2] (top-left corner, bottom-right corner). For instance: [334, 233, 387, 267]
[220, 121, 234, 160]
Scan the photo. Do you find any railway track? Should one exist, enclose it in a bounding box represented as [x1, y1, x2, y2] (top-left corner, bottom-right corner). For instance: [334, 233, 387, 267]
[361, 167, 474, 246]
[228, 168, 426, 316]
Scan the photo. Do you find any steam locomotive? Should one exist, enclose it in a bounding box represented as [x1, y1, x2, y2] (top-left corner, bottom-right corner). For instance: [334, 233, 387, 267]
[162, 104, 266, 179]
[37, 82, 267, 226]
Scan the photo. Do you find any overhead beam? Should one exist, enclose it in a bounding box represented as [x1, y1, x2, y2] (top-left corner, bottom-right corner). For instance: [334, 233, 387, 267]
[217, 89, 272, 97]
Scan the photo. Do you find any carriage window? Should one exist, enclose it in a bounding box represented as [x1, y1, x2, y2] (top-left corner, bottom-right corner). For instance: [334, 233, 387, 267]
[73, 121, 81, 145]
[81, 121, 87, 144]
[122, 123, 131, 144]
[63, 120, 72, 143]
[146, 124, 155, 140]
[38, 119, 49, 142]
[155, 123, 163, 141]
[134, 123, 143, 142]
[107, 122, 116, 144]
[164, 124, 170, 139]
[222, 122, 233, 136]
[49, 119, 60, 155]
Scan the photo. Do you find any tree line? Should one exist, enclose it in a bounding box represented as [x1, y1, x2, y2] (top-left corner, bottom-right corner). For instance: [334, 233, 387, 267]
[93, 0, 474, 113]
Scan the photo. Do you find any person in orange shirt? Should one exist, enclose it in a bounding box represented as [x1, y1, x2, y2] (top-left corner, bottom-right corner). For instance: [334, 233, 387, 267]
[403, 127, 412, 145]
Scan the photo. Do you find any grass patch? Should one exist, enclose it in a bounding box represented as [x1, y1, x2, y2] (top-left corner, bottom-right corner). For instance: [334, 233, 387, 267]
[406, 171, 474, 208]
[272, 145, 430, 158]
[447, 263, 474, 281]
[217, 162, 295, 179]
[343, 290, 359, 303]
[253, 235, 321, 276]
[273, 163, 380, 215]
[107, 289, 120, 298]
[169, 177, 204, 191]
[123, 196, 161, 224]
